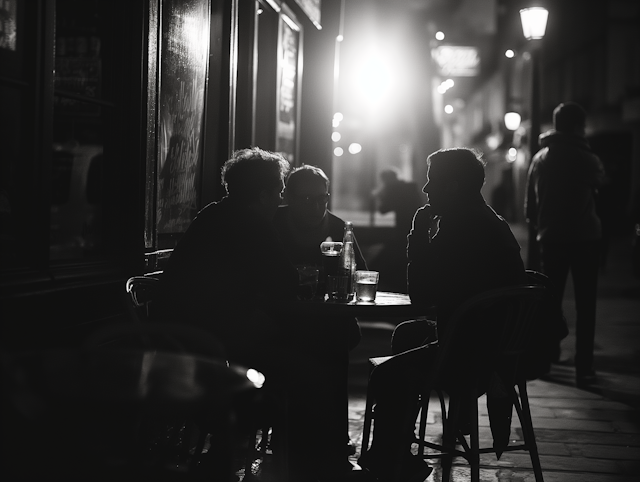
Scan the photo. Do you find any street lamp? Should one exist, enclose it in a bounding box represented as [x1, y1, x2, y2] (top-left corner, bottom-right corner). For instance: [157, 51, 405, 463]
[519, 6, 548, 159]
[504, 112, 522, 131]
[520, 6, 548, 270]
[519, 7, 549, 40]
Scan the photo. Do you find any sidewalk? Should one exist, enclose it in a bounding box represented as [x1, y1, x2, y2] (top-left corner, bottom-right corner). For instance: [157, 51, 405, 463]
[347, 372, 640, 481]
[346, 226, 640, 481]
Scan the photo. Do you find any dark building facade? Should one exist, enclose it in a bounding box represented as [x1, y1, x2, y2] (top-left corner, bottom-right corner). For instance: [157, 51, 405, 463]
[1, 0, 342, 348]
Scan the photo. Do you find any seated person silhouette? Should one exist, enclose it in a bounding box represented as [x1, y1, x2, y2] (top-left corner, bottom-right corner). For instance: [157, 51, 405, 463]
[274, 164, 367, 457]
[358, 148, 527, 482]
[274, 164, 366, 348]
[152, 148, 357, 481]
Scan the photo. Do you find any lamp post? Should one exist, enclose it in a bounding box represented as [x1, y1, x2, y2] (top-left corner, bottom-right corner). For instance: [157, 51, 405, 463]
[520, 7, 548, 161]
[520, 6, 548, 270]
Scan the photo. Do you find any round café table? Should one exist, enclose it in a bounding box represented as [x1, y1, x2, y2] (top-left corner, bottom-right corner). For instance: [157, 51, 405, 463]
[271, 291, 430, 319]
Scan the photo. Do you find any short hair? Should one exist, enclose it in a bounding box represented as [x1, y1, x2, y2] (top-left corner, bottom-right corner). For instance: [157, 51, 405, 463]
[286, 165, 330, 195]
[553, 102, 586, 133]
[221, 147, 290, 201]
[426, 147, 486, 192]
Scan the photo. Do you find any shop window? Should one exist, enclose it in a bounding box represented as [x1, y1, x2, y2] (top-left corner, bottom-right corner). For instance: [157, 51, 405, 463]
[50, 0, 110, 260]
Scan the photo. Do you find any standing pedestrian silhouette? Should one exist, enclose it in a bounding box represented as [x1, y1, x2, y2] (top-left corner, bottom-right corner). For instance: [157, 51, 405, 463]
[525, 101, 605, 387]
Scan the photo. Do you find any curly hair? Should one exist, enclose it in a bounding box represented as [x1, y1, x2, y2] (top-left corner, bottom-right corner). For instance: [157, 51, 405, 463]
[221, 147, 290, 202]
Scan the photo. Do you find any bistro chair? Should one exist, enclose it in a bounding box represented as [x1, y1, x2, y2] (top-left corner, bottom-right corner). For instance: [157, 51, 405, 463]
[121, 275, 277, 480]
[83, 320, 268, 481]
[361, 284, 549, 482]
[125, 272, 162, 323]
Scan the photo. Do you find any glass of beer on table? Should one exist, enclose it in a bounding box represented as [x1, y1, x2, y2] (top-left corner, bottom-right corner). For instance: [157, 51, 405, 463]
[355, 270, 379, 302]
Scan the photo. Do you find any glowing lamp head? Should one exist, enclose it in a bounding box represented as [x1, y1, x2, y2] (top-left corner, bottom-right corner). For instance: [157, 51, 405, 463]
[504, 112, 522, 131]
[520, 7, 548, 40]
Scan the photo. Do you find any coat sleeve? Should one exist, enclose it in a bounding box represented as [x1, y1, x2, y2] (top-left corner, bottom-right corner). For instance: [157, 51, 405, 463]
[407, 206, 435, 308]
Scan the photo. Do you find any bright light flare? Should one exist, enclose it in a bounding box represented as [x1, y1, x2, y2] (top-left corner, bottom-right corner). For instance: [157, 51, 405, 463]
[444, 104, 454, 114]
[334, 147, 344, 157]
[505, 49, 515, 58]
[246, 368, 265, 388]
[437, 78, 455, 94]
[332, 132, 341, 142]
[504, 112, 521, 131]
[351, 50, 397, 108]
[435, 31, 445, 41]
[520, 7, 549, 40]
[348, 143, 362, 154]
[507, 148, 518, 163]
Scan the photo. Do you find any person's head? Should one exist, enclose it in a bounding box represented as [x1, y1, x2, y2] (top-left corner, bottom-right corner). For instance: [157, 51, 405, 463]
[284, 165, 331, 229]
[422, 148, 486, 215]
[553, 102, 587, 136]
[380, 168, 399, 185]
[221, 147, 289, 219]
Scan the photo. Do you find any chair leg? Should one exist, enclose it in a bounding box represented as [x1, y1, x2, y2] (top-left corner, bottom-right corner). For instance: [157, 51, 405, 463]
[516, 382, 544, 482]
[361, 383, 375, 456]
[417, 391, 430, 458]
[469, 397, 480, 482]
[441, 396, 460, 482]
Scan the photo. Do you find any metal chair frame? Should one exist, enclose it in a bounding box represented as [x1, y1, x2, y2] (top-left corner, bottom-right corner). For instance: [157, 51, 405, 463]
[361, 284, 548, 482]
[122, 273, 278, 480]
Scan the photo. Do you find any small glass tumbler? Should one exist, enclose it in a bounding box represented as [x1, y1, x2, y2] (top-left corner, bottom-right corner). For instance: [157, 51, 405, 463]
[355, 270, 379, 302]
[326, 274, 351, 302]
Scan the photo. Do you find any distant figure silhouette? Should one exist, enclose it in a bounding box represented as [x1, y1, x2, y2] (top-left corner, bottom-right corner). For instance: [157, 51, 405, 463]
[375, 168, 424, 241]
[525, 101, 605, 387]
[373, 168, 424, 291]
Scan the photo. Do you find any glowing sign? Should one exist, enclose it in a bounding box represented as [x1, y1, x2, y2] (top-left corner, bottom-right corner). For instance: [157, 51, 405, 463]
[431, 46, 480, 77]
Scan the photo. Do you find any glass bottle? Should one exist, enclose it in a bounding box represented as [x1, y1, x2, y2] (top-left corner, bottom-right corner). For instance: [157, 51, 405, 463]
[340, 222, 357, 298]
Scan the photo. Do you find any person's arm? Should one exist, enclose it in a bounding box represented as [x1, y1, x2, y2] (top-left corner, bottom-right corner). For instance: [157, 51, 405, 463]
[407, 206, 436, 309]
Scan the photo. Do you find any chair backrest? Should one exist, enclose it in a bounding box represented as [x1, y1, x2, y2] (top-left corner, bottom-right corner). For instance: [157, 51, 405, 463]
[126, 275, 161, 308]
[429, 284, 549, 386]
[125, 273, 161, 323]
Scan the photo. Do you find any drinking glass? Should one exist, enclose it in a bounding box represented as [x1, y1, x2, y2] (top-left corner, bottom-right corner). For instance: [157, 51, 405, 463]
[355, 270, 379, 302]
[326, 274, 351, 302]
[320, 241, 343, 276]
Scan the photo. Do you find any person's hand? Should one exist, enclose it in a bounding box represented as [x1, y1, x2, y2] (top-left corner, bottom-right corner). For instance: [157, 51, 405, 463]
[411, 205, 439, 241]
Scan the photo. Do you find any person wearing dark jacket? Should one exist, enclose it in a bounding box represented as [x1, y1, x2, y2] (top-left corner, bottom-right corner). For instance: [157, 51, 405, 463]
[152, 148, 356, 481]
[525, 101, 605, 387]
[273, 164, 366, 459]
[358, 148, 526, 482]
[274, 164, 366, 276]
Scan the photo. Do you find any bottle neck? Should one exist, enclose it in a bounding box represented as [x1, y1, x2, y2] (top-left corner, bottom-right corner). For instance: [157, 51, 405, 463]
[343, 224, 354, 243]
